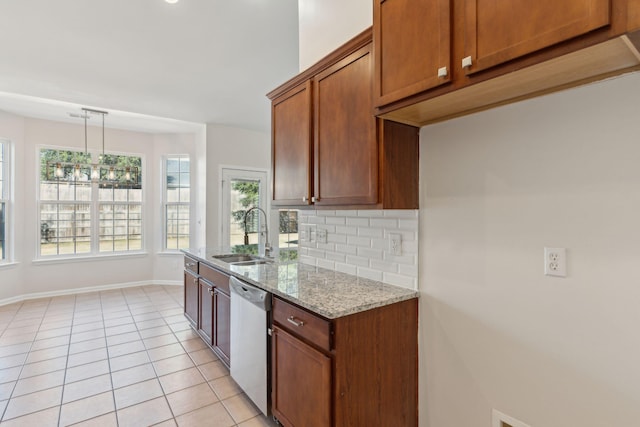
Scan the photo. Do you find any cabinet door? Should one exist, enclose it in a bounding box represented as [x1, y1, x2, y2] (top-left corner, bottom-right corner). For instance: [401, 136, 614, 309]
[314, 44, 378, 206]
[213, 289, 230, 366]
[199, 280, 214, 344]
[463, 0, 611, 74]
[374, 0, 451, 107]
[271, 327, 331, 427]
[184, 270, 199, 327]
[272, 81, 313, 206]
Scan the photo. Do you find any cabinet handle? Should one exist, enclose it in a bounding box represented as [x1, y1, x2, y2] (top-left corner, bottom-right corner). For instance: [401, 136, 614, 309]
[186, 262, 195, 267]
[302, 196, 308, 202]
[437, 66, 448, 78]
[209, 288, 214, 296]
[193, 278, 198, 284]
[311, 196, 317, 203]
[462, 56, 473, 69]
[287, 316, 305, 327]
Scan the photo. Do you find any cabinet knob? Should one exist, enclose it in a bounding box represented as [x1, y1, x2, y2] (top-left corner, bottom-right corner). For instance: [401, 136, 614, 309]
[311, 196, 317, 203]
[193, 278, 198, 284]
[437, 66, 448, 78]
[287, 316, 305, 327]
[209, 288, 214, 296]
[302, 196, 308, 202]
[462, 56, 473, 69]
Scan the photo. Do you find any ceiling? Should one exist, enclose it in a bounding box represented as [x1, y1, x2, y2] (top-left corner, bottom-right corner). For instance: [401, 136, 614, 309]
[0, 0, 299, 133]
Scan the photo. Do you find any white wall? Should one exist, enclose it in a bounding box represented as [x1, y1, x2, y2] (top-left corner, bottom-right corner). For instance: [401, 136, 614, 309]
[0, 112, 200, 302]
[205, 124, 271, 248]
[421, 72, 640, 426]
[298, 0, 371, 70]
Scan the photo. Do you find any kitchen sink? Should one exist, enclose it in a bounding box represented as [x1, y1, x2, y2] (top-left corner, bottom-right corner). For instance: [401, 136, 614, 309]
[212, 254, 272, 265]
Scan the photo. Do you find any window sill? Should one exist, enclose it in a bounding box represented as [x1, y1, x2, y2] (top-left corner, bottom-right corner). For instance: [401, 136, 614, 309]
[0, 261, 20, 270]
[157, 251, 186, 256]
[33, 252, 149, 266]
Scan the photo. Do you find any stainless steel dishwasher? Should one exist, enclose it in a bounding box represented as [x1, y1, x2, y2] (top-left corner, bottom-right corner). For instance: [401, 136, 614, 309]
[229, 276, 271, 416]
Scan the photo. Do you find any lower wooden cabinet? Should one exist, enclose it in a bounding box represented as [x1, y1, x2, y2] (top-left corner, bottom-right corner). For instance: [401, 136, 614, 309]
[271, 296, 418, 427]
[183, 269, 199, 328]
[272, 326, 331, 427]
[213, 288, 230, 366]
[199, 280, 214, 343]
[184, 256, 231, 368]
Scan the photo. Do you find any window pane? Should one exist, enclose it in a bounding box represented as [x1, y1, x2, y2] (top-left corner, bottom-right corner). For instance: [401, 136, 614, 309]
[99, 203, 142, 253]
[0, 202, 4, 260]
[164, 156, 190, 251]
[229, 178, 261, 252]
[40, 203, 91, 256]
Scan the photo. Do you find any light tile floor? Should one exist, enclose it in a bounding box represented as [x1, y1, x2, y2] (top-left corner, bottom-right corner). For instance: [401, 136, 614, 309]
[0, 285, 275, 426]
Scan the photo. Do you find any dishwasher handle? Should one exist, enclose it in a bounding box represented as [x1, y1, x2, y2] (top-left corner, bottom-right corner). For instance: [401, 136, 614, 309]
[230, 277, 272, 311]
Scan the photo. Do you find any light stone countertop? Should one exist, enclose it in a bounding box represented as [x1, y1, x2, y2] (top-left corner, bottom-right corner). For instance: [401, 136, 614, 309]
[182, 247, 418, 319]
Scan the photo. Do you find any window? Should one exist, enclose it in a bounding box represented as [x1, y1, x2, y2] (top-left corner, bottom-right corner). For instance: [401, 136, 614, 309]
[164, 156, 190, 250]
[39, 148, 143, 257]
[0, 140, 9, 262]
[278, 209, 298, 261]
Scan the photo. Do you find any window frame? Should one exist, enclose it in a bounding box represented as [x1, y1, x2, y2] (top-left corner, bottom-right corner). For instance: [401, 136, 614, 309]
[162, 154, 191, 252]
[0, 139, 11, 263]
[37, 145, 145, 259]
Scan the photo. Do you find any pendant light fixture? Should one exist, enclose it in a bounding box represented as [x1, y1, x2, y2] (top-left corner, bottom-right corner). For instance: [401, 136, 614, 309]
[45, 108, 139, 186]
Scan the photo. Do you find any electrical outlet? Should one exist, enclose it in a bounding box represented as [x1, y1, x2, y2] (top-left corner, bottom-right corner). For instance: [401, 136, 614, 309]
[316, 229, 328, 244]
[389, 233, 402, 256]
[544, 247, 567, 277]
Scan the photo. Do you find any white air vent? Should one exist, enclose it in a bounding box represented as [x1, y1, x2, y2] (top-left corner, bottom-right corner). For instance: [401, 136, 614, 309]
[492, 409, 531, 427]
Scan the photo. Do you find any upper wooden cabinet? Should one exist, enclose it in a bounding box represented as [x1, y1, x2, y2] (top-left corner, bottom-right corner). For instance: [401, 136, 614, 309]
[314, 45, 378, 206]
[373, 0, 451, 107]
[462, 0, 611, 74]
[269, 29, 419, 209]
[272, 81, 313, 206]
[374, 0, 640, 126]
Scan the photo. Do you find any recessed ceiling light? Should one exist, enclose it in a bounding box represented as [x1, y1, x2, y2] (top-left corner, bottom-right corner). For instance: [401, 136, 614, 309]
[165, 0, 179, 3]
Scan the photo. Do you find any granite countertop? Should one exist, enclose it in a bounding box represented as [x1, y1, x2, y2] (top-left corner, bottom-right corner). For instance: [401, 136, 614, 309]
[182, 247, 418, 319]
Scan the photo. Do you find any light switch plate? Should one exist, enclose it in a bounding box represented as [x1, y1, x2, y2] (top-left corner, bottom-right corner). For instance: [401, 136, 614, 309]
[316, 229, 328, 244]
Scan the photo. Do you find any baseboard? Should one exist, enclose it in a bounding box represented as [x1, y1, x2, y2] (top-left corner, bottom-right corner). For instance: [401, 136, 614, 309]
[0, 280, 183, 307]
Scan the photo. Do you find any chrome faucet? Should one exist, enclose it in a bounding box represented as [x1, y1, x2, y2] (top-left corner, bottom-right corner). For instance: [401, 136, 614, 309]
[243, 207, 272, 258]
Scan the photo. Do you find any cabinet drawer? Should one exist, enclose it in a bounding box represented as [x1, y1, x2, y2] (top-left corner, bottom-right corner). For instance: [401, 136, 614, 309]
[199, 263, 230, 294]
[184, 256, 198, 274]
[273, 297, 331, 352]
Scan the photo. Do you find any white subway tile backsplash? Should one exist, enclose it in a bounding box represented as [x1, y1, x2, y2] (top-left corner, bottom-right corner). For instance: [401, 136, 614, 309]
[398, 219, 419, 230]
[325, 217, 346, 225]
[335, 244, 358, 255]
[370, 218, 398, 228]
[357, 210, 384, 217]
[345, 255, 370, 268]
[326, 252, 346, 263]
[383, 210, 418, 219]
[298, 210, 418, 287]
[398, 264, 419, 277]
[357, 227, 384, 238]
[327, 233, 347, 244]
[347, 236, 371, 247]
[317, 259, 336, 270]
[335, 262, 357, 275]
[356, 267, 384, 281]
[308, 249, 326, 259]
[356, 247, 384, 260]
[346, 217, 369, 226]
[370, 259, 398, 274]
[382, 272, 416, 290]
[335, 225, 358, 235]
